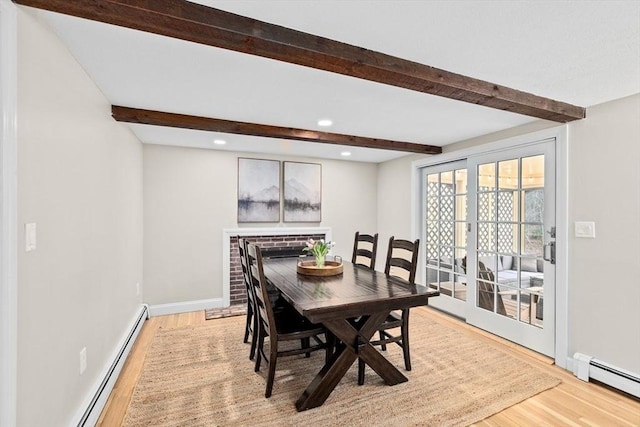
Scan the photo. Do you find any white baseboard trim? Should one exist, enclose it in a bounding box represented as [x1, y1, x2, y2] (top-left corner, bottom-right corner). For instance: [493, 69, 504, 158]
[72, 304, 149, 427]
[148, 298, 225, 317]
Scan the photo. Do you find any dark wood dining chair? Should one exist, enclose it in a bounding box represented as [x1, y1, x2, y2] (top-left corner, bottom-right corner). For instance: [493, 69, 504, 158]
[238, 238, 259, 360]
[351, 232, 379, 270]
[358, 236, 420, 385]
[239, 238, 288, 360]
[246, 242, 332, 398]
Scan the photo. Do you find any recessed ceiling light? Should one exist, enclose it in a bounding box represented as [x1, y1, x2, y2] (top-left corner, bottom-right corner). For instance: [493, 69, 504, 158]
[213, 139, 226, 145]
[317, 119, 333, 127]
[341, 151, 351, 157]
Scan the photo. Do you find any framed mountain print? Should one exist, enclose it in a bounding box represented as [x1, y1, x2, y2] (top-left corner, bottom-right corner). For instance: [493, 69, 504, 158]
[237, 158, 280, 222]
[283, 161, 321, 222]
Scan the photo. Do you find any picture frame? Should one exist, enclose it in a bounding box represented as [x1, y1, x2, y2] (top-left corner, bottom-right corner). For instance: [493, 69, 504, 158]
[283, 161, 322, 222]
[237, 158, 280, 223]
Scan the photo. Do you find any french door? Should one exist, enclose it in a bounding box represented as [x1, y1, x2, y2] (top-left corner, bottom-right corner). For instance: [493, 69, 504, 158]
[423, 140, 556, 356]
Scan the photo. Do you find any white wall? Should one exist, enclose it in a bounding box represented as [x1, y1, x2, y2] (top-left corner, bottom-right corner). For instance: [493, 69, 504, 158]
[567, 94, 640, 373]
[143, 144, 378, 305]
[0, 1, 18, 426]
[376, 153, 422, 269]
[376, 93, 640, 376]
[17, 10, 143, 426]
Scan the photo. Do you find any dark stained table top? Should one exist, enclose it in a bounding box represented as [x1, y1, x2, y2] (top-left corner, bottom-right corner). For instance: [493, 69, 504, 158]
[263, 258, 439, 324]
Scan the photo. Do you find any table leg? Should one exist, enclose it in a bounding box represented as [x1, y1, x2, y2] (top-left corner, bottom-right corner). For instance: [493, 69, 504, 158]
[294, 310, 408, 411]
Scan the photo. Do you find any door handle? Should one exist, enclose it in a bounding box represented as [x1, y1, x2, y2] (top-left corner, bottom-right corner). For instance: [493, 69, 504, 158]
[543, 241, 556, 265]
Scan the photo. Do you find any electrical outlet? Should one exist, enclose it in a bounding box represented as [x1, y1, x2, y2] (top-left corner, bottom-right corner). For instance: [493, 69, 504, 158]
[136, 282, 140, 296]
[80, 347, 87, 375]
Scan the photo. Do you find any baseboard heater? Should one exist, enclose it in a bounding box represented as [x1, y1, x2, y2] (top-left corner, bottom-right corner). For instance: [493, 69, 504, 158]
[77, 304, 149, 426]
[573, 352, 640, 398]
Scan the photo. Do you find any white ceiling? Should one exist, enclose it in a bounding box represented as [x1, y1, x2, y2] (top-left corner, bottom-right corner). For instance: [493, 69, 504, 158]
[32, 0, 640, 163]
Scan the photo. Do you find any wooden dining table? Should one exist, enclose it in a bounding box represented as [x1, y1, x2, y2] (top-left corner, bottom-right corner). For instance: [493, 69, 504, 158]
[262, 257, 439, 411]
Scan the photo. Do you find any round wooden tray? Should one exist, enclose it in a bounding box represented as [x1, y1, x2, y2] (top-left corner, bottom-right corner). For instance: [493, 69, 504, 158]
[297, 260, 344, 276]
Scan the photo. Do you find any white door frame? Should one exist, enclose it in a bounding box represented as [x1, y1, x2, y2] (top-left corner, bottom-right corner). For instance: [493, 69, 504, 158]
[411, 126, 569, 368]
[0, 0, 18, 425]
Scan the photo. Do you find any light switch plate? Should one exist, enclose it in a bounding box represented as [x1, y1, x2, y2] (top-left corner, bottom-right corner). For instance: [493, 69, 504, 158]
[25, 223, 37, 251]
[575, 221, 596, 238]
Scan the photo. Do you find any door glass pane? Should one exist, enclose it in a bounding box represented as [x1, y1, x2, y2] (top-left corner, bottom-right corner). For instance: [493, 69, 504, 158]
[453, 246, 468, 301]
[496, 265, 519, 287]
[456, 195, 467, 220]
[439, 246, 454, 261]
[498, 159, 519, 190]
[498, 191, 517, 222]
[427, 222, 438, 243]
[441, 171, 454, 188]
[523, 189, 544, 223]
[440, 255, 454, 273]
[498, 223, 518, 254]
[478, 193, 495, 221]
[453, 274, 467, 301]
[427, 173, 439, 194]
[522, 155, 544, 189]
[522, 225, 544, 256]
[530, 277, 544, 327]
[455, 169, 467, 194]
[426, 243, 438, 260]
[441, 222, 454, 246]
[426, 266, 438, 286]
[441, 196, 455, 221]
[477, 260, 499, 314]
[478, 253, 500, 275]
[478, 163, 496, 190]
[441, 172, 454, 198]
[425, 167, 467, 302]
[427, 197, 439, 221]
[477, 223, 495, 251]
[517, 291, 536, 327]
[455, 222, 467, 247]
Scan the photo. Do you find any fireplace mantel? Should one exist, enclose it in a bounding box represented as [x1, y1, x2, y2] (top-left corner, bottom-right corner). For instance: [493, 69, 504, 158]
[222, 227, 332, 306]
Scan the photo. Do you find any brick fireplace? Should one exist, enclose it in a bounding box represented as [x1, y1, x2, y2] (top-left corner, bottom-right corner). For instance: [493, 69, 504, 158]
[222, 227, 332, 306]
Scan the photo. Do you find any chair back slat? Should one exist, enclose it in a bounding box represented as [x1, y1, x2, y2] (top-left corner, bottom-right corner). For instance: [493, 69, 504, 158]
[246, 243, 276, 338]
[384, 236, 420, 285]
[351, 232, 379, 270]
[238, 238, 255, 306]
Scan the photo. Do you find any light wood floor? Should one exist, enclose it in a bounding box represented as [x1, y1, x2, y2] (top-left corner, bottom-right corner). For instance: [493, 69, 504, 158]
[97, 308, 640, 426]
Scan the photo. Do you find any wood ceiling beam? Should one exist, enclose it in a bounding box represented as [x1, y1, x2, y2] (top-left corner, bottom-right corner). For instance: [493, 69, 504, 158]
[16, 0, 585, 123]
[111, 106, 442, 155]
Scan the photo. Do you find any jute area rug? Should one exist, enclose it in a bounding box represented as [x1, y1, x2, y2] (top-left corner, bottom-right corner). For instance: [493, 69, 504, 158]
[123, 309, 560, 427]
